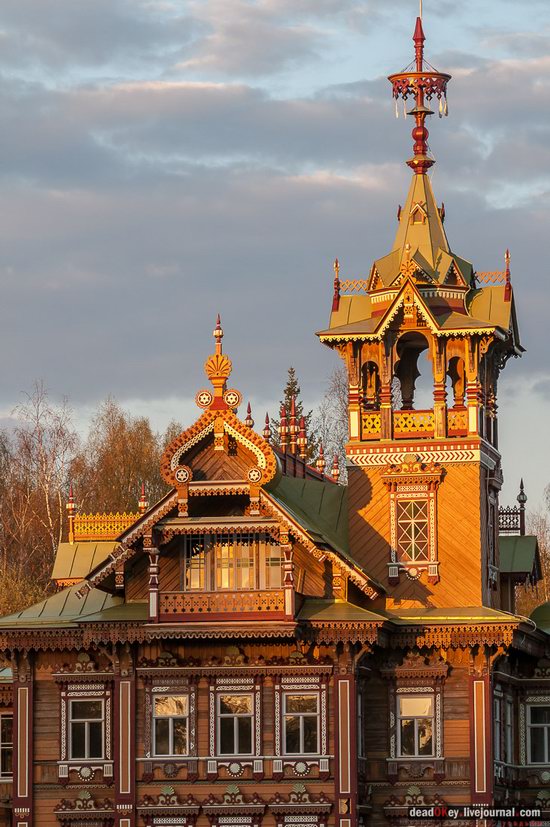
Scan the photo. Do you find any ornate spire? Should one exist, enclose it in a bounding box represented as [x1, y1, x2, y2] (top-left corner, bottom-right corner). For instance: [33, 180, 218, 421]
[279, 404, 289, 451]
[263, 412, 271, 442]
[331, 454, 340, 483]
[245, 402, 254, 429]
[316, 443, 326, 475]
[195, 315, 243, 411]
[66, 484, 76, 544]
[517, 478, 527, 536]
[289, 396, 298, 454]
[504, 249, 512, 302]
[332, 257, 341, 312]
[138, 482, 149, 515]
[388, 14, 450, 174]
[297, 415, 308, 460]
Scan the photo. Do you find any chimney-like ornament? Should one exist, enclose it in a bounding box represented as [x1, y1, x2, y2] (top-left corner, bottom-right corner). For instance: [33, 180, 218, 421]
[67, 484, 76, 544]
[388, 13, 451, 174]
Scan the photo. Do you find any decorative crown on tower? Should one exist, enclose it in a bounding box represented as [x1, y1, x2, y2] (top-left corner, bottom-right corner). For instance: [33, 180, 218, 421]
[195, 315, 243, 411]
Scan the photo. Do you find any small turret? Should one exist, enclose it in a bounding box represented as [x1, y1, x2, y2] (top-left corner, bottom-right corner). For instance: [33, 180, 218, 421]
[263, 412, 271, 442]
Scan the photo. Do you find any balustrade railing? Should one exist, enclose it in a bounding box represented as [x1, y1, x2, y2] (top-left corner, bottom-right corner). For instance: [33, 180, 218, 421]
[393, 410, 435, 439]
[74, 512, 139, 541]
[361, 411, 382, 440]
[446, 408, 468, 436]
[159, 589, 286, 618]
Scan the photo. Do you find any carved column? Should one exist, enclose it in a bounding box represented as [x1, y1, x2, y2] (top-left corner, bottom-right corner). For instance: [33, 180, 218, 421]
[465, 337, 481, 435]
[345, 343, 361, 441]
[468, 649, 493, 805]
[334, 651, 357, 827]
[432, 338, 447, 439]
[146, 536, 160, 622]
[114, 644, 136, 827]
[379, 339, 393, 440]
[280, 529, 294, 618]
[12, 653, 33, 827]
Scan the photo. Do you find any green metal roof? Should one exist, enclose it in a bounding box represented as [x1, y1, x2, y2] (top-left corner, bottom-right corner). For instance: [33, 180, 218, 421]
[499, 535, 539, 575]
[52, 542, 119, 582]
[298, 598, 386, 623]
[379, 606, 522, 625]
[0, 582, 124, 628]
[531, 602, 550, 635]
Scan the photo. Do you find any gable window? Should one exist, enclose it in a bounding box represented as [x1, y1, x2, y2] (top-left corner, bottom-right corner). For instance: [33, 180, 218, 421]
[0, 714, 12, 777]
[397, 695, 434, 757]
[283, 693, 319, 755]
[527, 705, 550, 764]
[396, 499, 429, 561]
[153, 695, 189, 756]
[69, 700, 104, 760]
[179, 533, 282, 593]
[218, 694, 253, 755]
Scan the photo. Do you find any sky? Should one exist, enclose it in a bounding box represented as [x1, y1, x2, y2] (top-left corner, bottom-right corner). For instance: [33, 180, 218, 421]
[0, 0, 548, 509]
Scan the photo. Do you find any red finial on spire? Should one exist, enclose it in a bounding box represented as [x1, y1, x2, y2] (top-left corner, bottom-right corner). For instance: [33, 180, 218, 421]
[297, 415, 307, 460]
[289, 396, 298, 454]
[316, 444, 326, 475]
[504, 249, 512, 302]
[245, 402, 254, 429]
[332, 257, 341, 312]
[139, 482, 149, 514]
[388, 11, 450, 174]
[263, 412, 271, 442]
[331, 454, 340, 482]
[279, 404, 288, 452]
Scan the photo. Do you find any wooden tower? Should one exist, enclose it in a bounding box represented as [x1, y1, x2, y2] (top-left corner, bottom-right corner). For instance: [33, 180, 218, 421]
[318, 16, 522, 610]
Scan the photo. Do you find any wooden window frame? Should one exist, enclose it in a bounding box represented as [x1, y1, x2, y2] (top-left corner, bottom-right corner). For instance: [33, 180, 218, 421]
[151, 693, 190, 758]
[396, 692, 435, 759]
[68, 698, 105, 761]
[179, 533, 283, 593]
[282, 691, 320, 756]
[526, 703, 550, 765]
[216, 692, 255, 757]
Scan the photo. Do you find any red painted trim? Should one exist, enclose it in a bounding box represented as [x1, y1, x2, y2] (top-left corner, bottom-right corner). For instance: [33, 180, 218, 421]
[114, 666, 136, 827]
[12, 659, 34, 827]
[469, 673, 493, 805]
[334, 674, 357, 827]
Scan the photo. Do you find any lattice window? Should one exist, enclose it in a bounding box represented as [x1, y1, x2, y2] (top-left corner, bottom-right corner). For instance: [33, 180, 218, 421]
[179, 533, 281, 592]
[396, 499, 430, 562]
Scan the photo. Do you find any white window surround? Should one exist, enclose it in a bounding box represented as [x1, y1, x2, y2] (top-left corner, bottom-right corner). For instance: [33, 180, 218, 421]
[396, 693, 435, 758]
[0, 713, 12, 779]
[282, 692, 320, 756]
[217, 692, 254, 757]
[152, 693, 190, 758]
[68, 698, 105, 761]
[526, 703, 550, 765]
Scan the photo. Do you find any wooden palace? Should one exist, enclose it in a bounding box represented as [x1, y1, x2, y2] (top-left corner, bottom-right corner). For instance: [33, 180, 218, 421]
[0, 12, 550, 827]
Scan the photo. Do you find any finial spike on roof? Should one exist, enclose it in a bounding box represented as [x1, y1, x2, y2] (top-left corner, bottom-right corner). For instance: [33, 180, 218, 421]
[138, 482, 149, 514]
[331, 454, 340, 482]
[245, 402, 254, 429]
[263, 412, 271, 442]
[504, 249, 512, 302]
[297, 415, 307, 460]
[279, 404, 288, 452]
[316, 443, 326, 475]
[332, 257, 341, 312]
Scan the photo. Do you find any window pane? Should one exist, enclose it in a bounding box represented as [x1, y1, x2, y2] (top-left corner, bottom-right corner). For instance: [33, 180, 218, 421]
[285, 716, 300, 754]
[417, 719, 433, 756]
[400, 720, 415, 756]
[237, 716, 252, 754]
[154, 719, 170, 755]
[71, 700, 102, 720]
[0, 748, 12, 776]
[70, 722, 86, 758]
[266, 550, 283, 588]
[400, 696, 433, 717]
[1, 717, 12, 744]
[286, 695, 318, 713]
[530, 707, 550, 725]
[88, 721, 103, 758]
[220, 695, 252, 715]
[530, 728, 546, 763]
[173, 720, 188, 755]
[155, 695, 188, 717]
[219, 717, 234, 754]
[303, 716, 318, 753]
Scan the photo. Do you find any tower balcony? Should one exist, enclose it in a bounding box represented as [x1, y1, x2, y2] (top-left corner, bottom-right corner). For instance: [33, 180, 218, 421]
[360, 407, 468, 441]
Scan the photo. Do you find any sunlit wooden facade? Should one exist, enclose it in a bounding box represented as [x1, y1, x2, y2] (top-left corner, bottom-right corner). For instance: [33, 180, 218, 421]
[0, 12, 550, 827]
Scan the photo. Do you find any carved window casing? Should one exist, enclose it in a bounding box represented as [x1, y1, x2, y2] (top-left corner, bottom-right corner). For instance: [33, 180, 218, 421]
[0, 713, 12, 778]
[58, 681, 113, 780]
[144, 678, 197, 760]
[382, 653, 448, 782]
[381, 457, 443, 584]
[273, 676, 329, 780]
[526, 703, 550, 765]
[207, 676, 262, 778]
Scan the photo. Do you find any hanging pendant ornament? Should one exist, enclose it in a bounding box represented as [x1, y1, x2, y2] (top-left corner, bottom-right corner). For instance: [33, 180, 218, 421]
[439, 97, 443, 118]
[395, 98, 399, 118]
[444, 96, 448, 116]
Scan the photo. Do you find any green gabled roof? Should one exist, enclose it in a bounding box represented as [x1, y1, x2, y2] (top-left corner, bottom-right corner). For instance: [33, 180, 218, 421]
[499, 535, 539, 576]
[267, 473, 348, 554]
[298, 598, 386, 623]
[531, 602, 550, 635]
[52, 542, 119, 583]
[468, 286, 514, 332]
[0, 582, 124, 628]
